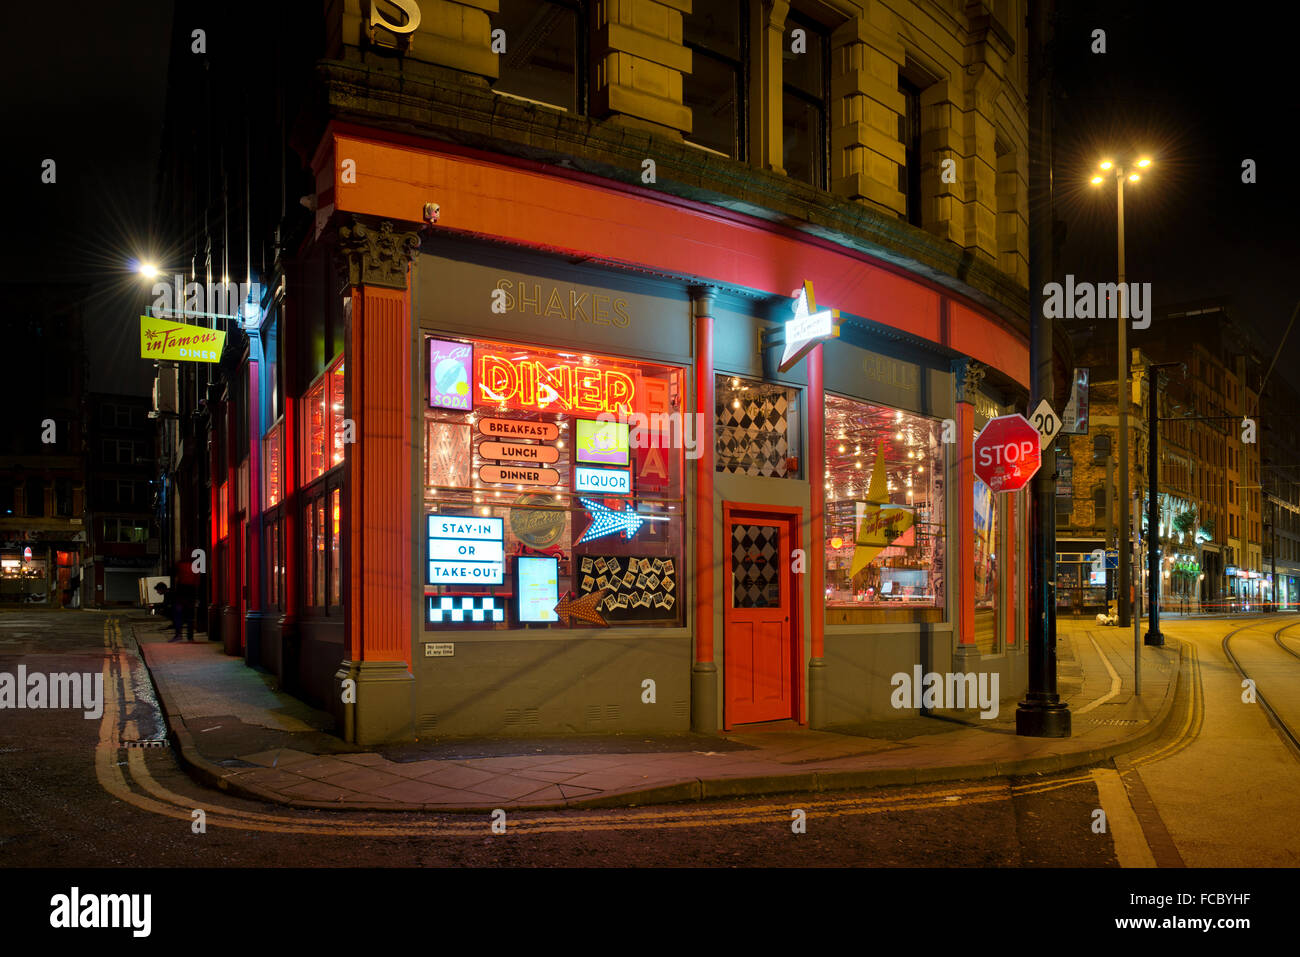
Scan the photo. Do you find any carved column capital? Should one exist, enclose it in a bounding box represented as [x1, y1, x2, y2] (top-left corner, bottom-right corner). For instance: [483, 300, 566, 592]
[337, 217, 420, 290]
[953, 359, 987, 404]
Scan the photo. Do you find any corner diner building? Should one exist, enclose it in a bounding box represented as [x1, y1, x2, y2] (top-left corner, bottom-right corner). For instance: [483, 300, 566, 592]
[251, 128, 1050, 745]
[211, 0, 1073, 745]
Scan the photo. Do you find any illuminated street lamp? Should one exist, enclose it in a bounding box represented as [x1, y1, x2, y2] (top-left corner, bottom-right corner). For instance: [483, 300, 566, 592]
[1091, 153, 1155, 628]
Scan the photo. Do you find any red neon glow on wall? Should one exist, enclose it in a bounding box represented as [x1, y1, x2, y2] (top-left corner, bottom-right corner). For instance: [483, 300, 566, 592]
[477, 353, 638, 415]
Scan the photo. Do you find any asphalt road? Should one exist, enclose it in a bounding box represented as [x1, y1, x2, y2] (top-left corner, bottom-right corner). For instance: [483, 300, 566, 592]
[1, 609, 1296, 868]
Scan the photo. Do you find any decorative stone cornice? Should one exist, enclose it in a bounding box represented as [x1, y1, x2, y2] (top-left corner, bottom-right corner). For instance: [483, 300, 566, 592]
[337, 217, 420, 290]
[953, 359, 988, 403]
[315, 60, 1030, 327]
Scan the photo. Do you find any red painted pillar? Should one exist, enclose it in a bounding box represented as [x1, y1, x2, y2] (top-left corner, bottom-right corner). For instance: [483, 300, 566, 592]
[957, 384, 976, 651]
[247, 359, 262, 613]
[690, 289, 718, 732]
[282, 390, 300, 622]
[807, 342, 825, 727]
[346, 281, 413, 667]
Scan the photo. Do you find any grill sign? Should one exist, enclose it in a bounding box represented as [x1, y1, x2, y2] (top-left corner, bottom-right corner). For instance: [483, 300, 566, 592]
[974, 414, 1042, 492]
[427, 515, 504, 584]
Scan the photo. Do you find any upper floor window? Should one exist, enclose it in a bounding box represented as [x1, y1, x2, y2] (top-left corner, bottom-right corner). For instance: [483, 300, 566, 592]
[782, 11, 829, 188]
[684, 0, 748, 158]
[492, 0, 586, 114]
[898, 72, 924, 226]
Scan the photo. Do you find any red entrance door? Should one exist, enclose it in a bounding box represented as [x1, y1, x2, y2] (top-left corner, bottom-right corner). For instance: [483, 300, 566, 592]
[725, 514, 795, 726]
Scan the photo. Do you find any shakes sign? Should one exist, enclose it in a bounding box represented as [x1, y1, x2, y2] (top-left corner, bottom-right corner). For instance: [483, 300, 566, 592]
[139, 316, 226, 363]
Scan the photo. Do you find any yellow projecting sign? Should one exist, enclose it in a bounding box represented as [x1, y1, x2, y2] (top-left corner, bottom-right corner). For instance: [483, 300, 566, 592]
[140, 315, 226, 363]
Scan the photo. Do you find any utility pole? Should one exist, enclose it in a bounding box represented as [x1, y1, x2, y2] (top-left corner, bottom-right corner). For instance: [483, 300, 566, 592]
[1117, 180, 1131, 628]
[1017, 0, 1070, 738]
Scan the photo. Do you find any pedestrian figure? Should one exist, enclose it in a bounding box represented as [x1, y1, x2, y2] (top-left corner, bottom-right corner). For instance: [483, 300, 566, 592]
[154, 582, 186, 643]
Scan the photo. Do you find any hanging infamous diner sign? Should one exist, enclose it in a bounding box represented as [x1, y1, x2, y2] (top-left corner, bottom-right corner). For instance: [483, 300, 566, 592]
[779, 280, 841, 373]
[139, 315, 226, 363]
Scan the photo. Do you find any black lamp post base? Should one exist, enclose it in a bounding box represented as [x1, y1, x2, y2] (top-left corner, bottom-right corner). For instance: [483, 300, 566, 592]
[1016, 700, 1072, 737]
[1143, 630, 1164, 647]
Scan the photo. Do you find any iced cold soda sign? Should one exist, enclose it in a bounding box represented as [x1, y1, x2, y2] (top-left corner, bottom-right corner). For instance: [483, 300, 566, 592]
[429, 339, 474, 411]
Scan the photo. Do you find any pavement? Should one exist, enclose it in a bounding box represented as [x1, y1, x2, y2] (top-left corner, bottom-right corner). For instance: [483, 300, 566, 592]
[122, 610, 1188, 812]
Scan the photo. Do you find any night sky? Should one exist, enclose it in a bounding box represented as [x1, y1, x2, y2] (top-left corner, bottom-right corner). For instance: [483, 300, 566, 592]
[4, 1, 1296, 395]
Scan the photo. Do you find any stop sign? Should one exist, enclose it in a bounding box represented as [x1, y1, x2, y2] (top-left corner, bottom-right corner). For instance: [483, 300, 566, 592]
[974, 414, 1041, 492]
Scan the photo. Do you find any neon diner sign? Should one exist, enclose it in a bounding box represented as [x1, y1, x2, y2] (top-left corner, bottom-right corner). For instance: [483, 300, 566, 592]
[478, 353, 637, 415]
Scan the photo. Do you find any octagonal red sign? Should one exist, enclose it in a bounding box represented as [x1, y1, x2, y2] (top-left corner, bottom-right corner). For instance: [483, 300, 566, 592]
[974, 414, 1041, 492]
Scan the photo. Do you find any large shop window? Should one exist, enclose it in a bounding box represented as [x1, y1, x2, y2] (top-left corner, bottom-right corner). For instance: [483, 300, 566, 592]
[300, 355, 346, 614]
[423, 337, 686, 630]
[823, 395, 946, 621]
[263, 422, 282, 508]
[304, 355, 345, 484]
[716, 375, 801, 478]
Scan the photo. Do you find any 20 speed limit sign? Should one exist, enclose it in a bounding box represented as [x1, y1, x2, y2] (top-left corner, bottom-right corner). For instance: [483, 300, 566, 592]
[1029, 399, 1061, 449]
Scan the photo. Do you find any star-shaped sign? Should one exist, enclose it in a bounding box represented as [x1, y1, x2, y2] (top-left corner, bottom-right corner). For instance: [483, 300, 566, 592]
[554, 589, 609, 627]
[849, 440, 915, 578]
[779, 280, 841, 372]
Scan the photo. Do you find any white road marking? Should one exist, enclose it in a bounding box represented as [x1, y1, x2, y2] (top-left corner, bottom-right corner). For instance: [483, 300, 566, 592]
[1090, 768, 1156, 867]
[1075, 635, 1122, 714]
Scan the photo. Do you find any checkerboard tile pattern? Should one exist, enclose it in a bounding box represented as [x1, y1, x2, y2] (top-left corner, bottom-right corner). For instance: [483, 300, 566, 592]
[716, 380, 795, 478]
[427, 596, 504, 624]
[731, 524, 781, 608]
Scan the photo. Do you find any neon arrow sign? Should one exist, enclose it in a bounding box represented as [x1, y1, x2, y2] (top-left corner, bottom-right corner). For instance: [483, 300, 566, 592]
[575, 497, 668, 544]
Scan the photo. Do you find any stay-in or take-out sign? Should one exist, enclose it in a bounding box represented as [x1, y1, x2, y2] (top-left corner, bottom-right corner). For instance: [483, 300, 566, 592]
[140, 315, 226, 363]
[427, 515, 504, 584]
[974, 414, 1042, 492]
[779, 280, 841, 372]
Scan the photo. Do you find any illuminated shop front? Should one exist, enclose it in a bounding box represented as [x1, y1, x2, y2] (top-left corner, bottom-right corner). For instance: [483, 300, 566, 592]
[247, 130, 1038, 744]
[421, 339, 687, 632]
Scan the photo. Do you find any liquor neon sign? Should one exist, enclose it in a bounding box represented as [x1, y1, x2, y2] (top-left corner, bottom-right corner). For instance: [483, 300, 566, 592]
[478, 353, 637, 416]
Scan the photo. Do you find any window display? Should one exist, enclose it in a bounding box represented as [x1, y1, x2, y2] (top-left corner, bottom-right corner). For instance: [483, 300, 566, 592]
[304, 354, 345, 483]
[716, 375, 800, 478]
[423, 337, 685, 629]
[824, 394, 945, 611]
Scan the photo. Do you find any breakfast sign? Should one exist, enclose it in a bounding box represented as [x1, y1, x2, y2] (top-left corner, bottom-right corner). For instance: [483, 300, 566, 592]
[140, 315, 227, 363]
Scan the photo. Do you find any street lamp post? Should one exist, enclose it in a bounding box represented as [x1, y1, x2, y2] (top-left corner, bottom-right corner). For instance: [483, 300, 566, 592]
[1144, 361, 1182, 646]
[1092, 156, 1152, 630]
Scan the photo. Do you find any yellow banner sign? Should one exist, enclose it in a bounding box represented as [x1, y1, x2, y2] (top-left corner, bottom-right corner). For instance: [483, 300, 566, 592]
[140, 315, 226, 363]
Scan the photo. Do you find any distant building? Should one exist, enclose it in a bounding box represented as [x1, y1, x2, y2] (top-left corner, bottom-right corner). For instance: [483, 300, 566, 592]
[83, 393, 161, 606]
[1055, 300, 1271, 613]
[0, 284, 88, 606]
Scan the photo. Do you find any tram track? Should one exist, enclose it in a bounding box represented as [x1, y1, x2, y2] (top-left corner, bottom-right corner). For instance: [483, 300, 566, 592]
[1222, 618, 1300, 760]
